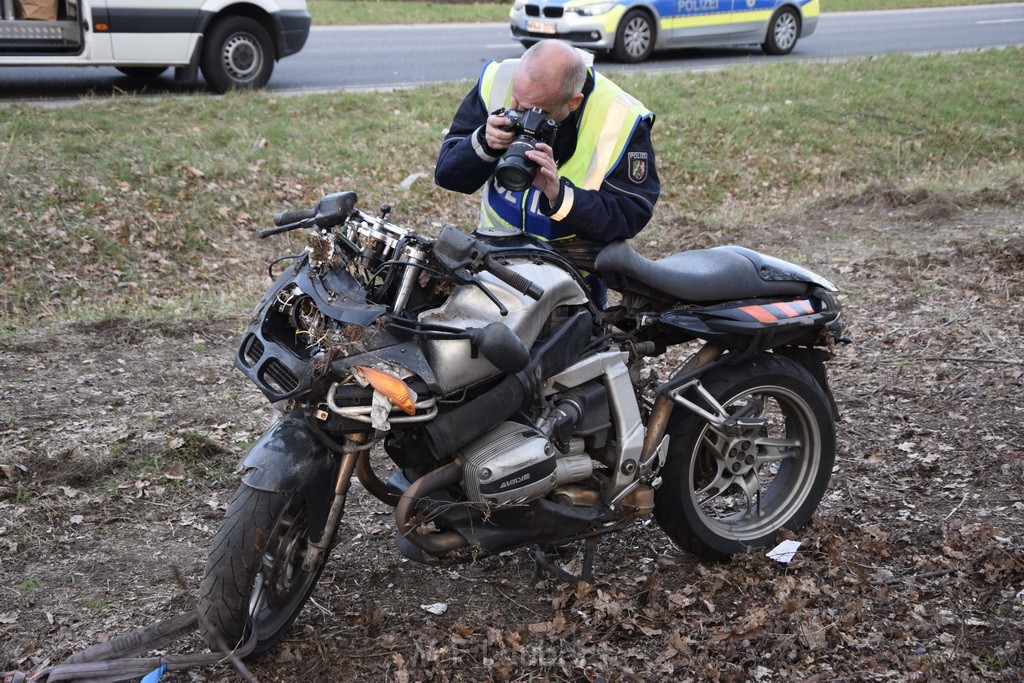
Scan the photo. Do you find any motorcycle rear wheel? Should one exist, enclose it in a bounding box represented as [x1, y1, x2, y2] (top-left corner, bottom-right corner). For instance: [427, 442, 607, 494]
[198, 485, 326, 655]
[654, 354, 835, 560]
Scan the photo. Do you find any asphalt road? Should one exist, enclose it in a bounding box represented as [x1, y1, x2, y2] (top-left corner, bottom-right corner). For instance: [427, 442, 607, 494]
[0, 3, 1021, 100]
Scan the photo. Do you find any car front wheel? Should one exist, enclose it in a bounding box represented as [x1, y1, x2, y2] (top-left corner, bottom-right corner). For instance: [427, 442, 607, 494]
[613, 9, 654, 63]
[762, 7, 800, 55]
[201, 16, 275, 93]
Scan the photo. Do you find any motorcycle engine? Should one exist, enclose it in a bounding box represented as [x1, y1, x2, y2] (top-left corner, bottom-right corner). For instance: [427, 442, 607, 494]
[461, 421, 593, 507]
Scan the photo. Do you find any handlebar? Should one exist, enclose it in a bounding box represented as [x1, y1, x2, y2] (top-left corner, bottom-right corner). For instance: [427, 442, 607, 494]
[260, 191, 359, 239]
[484, 255, 544, 301]
[259, 217, 314, 239]
[260, 196, 546, 303]
[433, 226, 546, 302]
[273, 208, 317, 226]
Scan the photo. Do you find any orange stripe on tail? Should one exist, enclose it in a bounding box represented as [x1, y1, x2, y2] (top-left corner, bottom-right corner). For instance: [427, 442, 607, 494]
[739, 305, 779, 323]
[773, 302, 803, 318]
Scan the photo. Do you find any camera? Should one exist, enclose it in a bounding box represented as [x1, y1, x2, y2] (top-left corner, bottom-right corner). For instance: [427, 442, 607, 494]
[493, 107, 559, 192]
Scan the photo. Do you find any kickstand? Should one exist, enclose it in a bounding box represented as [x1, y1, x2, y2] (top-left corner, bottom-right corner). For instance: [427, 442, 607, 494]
[532, 538, 598, 584]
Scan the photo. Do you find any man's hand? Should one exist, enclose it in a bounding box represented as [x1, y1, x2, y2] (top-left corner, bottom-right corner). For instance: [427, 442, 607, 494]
[526, 143, 560, 204]
[484, 112, 516, 151]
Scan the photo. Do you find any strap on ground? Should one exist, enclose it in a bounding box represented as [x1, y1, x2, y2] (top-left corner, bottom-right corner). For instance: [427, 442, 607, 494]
[3, 610, 257, 683]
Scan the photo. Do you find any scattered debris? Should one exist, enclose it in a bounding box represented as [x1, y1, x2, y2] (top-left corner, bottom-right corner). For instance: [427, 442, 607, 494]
[419, 603, 448, 616]
[766, 539, 802, 564]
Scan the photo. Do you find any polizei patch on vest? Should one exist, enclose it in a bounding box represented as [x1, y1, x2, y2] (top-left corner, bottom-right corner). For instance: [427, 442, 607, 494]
[628, 152, 648, 183]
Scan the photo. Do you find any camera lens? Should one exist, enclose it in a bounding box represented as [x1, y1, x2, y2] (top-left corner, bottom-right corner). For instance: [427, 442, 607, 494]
[494, 140, 536, 192]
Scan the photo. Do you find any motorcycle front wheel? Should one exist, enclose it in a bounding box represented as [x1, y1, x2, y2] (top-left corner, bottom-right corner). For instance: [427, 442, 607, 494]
[654, 354, 835, 560]
[198, 485, 327, 655]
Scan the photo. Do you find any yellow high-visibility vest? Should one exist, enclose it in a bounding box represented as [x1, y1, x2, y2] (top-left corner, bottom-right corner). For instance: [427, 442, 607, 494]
[477, 58, 652, 240]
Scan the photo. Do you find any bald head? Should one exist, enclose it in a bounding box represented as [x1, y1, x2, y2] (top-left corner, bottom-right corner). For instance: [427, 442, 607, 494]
[519, 40, 588, 109]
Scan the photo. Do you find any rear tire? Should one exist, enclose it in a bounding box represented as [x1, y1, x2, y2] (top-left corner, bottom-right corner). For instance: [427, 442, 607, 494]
[198, 485, 326, 655]
[654, 354, 835, 560]
[200, 16, 275, 93]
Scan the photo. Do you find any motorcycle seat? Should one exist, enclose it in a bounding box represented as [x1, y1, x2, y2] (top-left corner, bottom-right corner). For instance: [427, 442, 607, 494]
[595, 241, 831, 303]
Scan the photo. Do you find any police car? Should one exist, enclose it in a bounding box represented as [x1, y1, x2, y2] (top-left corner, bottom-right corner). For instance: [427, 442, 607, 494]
[0, 0, 310, 91]
[510, 0, 819, 63]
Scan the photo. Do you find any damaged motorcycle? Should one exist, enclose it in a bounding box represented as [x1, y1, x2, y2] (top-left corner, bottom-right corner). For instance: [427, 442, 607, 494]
[197, 190, 847, 654]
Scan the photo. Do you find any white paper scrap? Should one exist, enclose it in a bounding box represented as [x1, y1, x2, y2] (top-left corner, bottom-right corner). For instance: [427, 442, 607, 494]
[370, 390, 393, 431]
[420, 602, 448, 615]
[766, 539, 802, 563]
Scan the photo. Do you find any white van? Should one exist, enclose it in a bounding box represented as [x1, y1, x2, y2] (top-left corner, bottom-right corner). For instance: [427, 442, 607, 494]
[0, 0, 310, 92]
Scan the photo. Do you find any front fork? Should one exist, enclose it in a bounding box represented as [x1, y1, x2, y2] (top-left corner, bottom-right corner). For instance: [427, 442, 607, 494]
[301, 448, 360, 572]
[302, 428, 416, 570]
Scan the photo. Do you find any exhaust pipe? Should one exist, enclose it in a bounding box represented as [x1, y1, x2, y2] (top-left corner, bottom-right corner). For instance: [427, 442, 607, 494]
[394, 461, 469, 557]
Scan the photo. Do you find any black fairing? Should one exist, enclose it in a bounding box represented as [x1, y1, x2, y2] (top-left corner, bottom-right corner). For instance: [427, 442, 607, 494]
[235, 257, 392, 402]
[235, 268, 316, 402]
[332, 341, 441, 394]
[293, 259, 387, 327]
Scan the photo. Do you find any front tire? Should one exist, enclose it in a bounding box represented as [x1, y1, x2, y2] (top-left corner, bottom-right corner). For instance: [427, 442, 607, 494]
[654, 354, 835, 560]
[762, 7, 800, 55]
[613, 9, 655, 63]
[198, 485, 326, 655]
[200, 16, 275, 93]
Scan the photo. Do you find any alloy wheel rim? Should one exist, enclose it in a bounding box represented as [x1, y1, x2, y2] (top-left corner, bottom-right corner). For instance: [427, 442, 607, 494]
[775, 14, 797, 50]
[247, 503, 315, 639]
[623, 18, 651, 58]
[687, 385, 820, 541]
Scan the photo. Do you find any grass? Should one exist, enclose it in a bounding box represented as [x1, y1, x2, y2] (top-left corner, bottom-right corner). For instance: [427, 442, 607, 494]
[0, 49, 1021, 329]
[82, 597, 108, 612]
[308, 0, 1015, 25]
[824, 0, 1008, 9]
[309, 0, 510, 24]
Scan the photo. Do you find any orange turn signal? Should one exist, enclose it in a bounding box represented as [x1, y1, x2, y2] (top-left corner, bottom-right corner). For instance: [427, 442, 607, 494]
[356, 365, 417, 415]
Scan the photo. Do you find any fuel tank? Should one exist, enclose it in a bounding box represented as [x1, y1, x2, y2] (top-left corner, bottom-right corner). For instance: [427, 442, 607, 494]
[418, 259, 588, 395]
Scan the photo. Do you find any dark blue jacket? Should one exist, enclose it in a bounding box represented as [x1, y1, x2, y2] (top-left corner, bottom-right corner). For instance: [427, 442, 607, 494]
[435, 70, 660, 248]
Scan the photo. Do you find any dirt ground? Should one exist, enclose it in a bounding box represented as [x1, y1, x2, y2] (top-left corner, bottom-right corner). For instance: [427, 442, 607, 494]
[2, 185, 1023, 682]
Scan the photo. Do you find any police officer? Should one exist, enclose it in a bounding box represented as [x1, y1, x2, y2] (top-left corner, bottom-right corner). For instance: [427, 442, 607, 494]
[435, 39, 660, 307]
